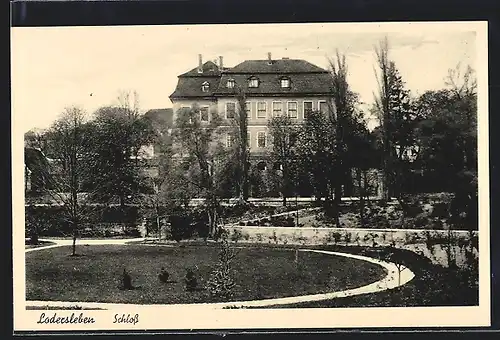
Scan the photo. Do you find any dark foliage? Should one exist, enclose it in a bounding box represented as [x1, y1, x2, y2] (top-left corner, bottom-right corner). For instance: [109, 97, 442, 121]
[184, 268, 198, 292]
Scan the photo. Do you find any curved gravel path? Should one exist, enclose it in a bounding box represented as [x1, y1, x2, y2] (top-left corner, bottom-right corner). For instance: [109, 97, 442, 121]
[25, 238, 415, 310]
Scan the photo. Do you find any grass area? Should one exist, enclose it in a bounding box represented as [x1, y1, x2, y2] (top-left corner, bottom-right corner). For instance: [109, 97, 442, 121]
[25, 244, 387, 305]
[25, 240, 57, 250]
[245, 245, 479, 308]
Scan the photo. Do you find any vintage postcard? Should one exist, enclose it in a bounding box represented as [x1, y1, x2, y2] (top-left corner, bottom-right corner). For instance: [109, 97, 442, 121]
[11, 21, 490, 332]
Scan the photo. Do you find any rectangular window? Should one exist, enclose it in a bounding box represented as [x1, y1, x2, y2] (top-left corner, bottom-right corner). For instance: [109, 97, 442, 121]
[257, 102, 267, 119]
[200, 106, 209, 122]
[272, 101, 283, 117]
[319, 100, 328, 114]
[249, 78, 259, 88]
[226, 134, 234, 148]
[281, 78, 290, 88]
[257, 131, 267, 148]
[226, 102, 236, 119]
[303, 101, 313, 117]
[245, 101, 251, 118]
[287, 101, 298, 119]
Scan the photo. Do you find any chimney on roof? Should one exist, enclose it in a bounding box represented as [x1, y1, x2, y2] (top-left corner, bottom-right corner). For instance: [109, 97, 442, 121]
[198, 54, 203, 73]
[219, 56, 223, 70]
[267, 52, 272, 65]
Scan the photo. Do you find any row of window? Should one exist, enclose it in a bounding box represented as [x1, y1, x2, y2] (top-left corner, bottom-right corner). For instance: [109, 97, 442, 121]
[226, 77, 290, 89]
[226, 100, 328, 119]
[183, 100, 328, 122]
[226, 131, 268, 149]
[201, 78, 292, 92]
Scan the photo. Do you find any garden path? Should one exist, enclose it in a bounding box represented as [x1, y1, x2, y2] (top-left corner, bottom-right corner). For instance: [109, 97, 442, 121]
[25, 239, 415, 309]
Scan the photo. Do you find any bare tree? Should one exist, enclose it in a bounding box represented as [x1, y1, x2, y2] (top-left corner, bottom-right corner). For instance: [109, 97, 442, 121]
[228, 84, 250, 204]
[445, 63, 477, 171]
[268, 115, 299, 206]
[139, 131, 174, 240]
[24, 128, 47, 151]
[328, 51, 353, 226]
[30, 107, 102, 255]
[373, 36, 393, 201]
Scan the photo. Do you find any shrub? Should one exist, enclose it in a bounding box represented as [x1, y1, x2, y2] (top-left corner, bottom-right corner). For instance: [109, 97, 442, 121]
[413, 213, 431, 229]
[185, 268, 198, 292]
[431, 219, 444, 230]
[270, 230, 278, 244]
[368, 233, 378, 247]
[231, 228, 243, 243]
[404, 232, 420, 245]
[431, 203, 449, 219]
[406, 204, 423, 218]
[205, 236, 236, 299]
[329, 231, 342, 245]
[195, 220, 210, 239]
[123, 224, 141, 237]
[423, 230, 436, 254]
[343, 233, 352, 246]
[169, 214, 193, 242]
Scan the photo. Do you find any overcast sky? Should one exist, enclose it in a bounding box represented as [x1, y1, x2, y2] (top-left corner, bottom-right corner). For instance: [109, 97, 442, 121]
[11, 22, 479, 132]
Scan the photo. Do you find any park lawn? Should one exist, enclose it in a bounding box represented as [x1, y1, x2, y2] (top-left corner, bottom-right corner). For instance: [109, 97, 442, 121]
[247, 245, 479, 308]
[26, 244, 387, 305]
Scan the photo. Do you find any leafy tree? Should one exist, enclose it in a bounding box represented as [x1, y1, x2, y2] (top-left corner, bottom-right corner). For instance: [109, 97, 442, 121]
[415, 64, 477, 228]
[373, 36, 421, 222]
[227, 84, 250, 204]
[267, 115, 300, 206]
[295, 109, 336, 207]
[328, 51, 369, 225]
[88, 91, 155, 209]
[172, 105, 230, 238]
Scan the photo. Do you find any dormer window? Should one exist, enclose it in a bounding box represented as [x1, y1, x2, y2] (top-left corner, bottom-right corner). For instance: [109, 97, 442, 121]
[201, 81, 210, 92]
[248, 77, 259, 88]
[281, 77, 291, 88]
[226, 79, 235, 89]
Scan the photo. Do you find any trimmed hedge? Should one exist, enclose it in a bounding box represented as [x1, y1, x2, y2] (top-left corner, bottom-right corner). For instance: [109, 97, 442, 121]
[25, 205, 142, 237]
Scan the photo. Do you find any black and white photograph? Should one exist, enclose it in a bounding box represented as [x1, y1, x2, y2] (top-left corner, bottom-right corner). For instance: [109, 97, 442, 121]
[12, 21, 489, 331]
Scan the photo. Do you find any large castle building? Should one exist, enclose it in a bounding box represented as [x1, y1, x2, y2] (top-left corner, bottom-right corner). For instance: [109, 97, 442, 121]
[169, 53, 334, 159]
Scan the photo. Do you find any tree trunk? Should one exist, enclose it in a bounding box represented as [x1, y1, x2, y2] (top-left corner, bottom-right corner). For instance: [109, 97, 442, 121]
[30, 220, 40, 245]
[156, 214, 161, 241]
[208, 207, 218, 239]
[241, 154, 249, 201]
[333, 183, 341, 227]
[72, 221, 78, 256]
[358, 168, 365, 228]
[30, 233, 39, 245]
